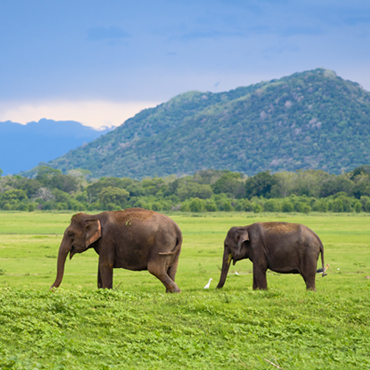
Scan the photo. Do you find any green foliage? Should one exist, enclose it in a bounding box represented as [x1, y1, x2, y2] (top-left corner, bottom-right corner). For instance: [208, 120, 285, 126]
[212, 172, 245, 198]
[98, 186, 129, 208]
[245, 171, 277, 199]
[282, 200, 294, 212]
[1, 165, 370, 212]
[189, 197, 204, 212]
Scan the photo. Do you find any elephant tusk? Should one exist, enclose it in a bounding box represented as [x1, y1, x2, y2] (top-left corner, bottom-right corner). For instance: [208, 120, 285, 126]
[227, 254, 233, 265]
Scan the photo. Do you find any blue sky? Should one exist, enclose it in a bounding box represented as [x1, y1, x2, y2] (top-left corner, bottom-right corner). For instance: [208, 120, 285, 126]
[1, 0, 369, 128]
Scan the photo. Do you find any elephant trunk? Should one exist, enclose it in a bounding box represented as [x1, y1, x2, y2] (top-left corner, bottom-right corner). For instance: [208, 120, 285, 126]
[50, 237, 71, 289]
[217, 248, 232, 289]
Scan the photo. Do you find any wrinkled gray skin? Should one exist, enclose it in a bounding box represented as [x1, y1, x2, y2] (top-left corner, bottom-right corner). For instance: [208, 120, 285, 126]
[50, 208, 182, 292]
[217, 222, 326, 291]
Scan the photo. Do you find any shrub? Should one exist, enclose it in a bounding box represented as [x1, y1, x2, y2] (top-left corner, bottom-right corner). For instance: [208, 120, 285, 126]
[282, 200, 294, 212]
[301, 204, 311, 214]
[180, 202, 190, 212]
[204, 201, 217, 212]
[151, 202, 162, 211]
[28, 203, 36, 212]
[253, 204, 262, 213]
[263, 199, 281, 212]
[312, 199, 329, 212]
[17, 203, 29, 211]
[354, 202, 362, 213]
[219, 200, 233, 212]
[330, 199, 344, 212]
[189, 198, 204, 212]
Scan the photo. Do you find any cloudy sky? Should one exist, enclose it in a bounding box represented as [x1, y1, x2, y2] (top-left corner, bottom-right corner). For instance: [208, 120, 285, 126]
[1, 0, 369, 128]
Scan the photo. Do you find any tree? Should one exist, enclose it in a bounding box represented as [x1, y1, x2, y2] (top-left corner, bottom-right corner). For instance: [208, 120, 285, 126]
[98, 187, 129, 208]
[189, 198, 204, 212]
[177, 182, 213, 201]
[1, 189, 28, 202]
[320, 175, 354, 197]
[282, 200, 294, 212]
[212, 172, 245, 198]
[245, 171, 277, 199]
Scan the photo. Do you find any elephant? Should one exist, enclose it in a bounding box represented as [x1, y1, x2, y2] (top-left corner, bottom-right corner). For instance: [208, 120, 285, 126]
[217, 222, 326, 291]
[50, 208, 182, 292]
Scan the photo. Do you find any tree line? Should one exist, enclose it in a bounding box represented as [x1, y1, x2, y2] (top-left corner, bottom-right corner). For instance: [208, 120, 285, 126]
[0, 165, 370, 213]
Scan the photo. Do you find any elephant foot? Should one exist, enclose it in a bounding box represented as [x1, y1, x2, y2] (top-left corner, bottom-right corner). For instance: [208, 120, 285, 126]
[166, 284, 181, 293]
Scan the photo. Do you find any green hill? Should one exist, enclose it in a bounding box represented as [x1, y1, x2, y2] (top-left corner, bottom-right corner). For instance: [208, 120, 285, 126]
[47, 68, 370, 178]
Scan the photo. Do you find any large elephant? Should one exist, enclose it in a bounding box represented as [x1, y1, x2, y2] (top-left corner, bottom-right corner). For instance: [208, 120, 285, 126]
[50, 208, 182, 292]
[217, 222, 326, 291]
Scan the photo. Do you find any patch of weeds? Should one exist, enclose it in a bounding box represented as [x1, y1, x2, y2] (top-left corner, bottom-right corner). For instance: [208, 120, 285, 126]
[0, 268, 6, 275]
[45, 254, 57, 258]
[354, 262, 366, 267]
[198, 263, 207, 274]
[221, 293, 232, 304]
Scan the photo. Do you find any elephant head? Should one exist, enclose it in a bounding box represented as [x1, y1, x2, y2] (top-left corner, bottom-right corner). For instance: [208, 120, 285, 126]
[217, 226, 250, 289]
[50, 213, 101, 289]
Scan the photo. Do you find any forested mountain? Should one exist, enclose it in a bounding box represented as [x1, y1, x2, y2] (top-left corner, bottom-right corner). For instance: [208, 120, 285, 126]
[0, 119, 111, 175]
[46, 68, 370, 178]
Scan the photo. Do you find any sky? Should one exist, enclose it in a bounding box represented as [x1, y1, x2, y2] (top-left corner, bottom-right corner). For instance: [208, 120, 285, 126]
[1, 0, 370, 129]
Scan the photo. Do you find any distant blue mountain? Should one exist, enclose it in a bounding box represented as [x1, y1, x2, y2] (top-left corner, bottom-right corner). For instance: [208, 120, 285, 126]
[0, 119, 112, 175]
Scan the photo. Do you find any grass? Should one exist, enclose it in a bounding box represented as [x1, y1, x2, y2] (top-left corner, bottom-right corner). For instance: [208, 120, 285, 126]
[0, 211, 369, 369]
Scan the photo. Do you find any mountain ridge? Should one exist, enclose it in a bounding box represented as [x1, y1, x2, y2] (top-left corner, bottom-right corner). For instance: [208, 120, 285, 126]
[0, 119, 111, 175]
[43, 68, 370, 178]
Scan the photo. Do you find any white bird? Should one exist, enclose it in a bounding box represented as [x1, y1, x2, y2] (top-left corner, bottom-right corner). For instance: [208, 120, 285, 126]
[235, 271, 239, 275]
[204, 278, 213, 289]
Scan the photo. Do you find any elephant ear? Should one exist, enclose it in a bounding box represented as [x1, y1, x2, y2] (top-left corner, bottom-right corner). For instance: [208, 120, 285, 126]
[237, 229, 249, 250]
[85, 219, 101, 247]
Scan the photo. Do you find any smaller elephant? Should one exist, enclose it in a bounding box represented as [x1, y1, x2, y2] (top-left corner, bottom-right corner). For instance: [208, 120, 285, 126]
[50, 208, 182, 292]
[217, 222, 326, 291]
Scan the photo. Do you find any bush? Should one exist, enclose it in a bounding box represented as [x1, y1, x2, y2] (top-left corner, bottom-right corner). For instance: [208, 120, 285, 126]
[17, 203, 29, 211]
[312, 199, 329, 212]
[282, 200, 294, 212]
[263, 199, 281, 212]
[253, 204, 262, 213]
[204, 201, 217, 212]
[301, 204, 311, 214]
[189, 198, 204, 212]
[219, 200, 233, 212]
[180, 203, 190, 212]
[28, 203, 36, 212]
[354, 202, 362, 213]
[151, 202, 162, 211]
[330, 199, 344, 212]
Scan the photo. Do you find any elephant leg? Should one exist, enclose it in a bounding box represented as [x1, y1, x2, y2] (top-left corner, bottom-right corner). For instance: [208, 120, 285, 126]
[301, 271, 316, 291]
[253, 264, 268, 290]
[166, 258, 179, 293]
[97, 265, 103, 288]
[98, 259, 114, 289]
[301, 257, 317, 291]
[148, 260, 181, 293]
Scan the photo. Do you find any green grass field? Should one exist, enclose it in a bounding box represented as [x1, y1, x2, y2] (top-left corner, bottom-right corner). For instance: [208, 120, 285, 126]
[0, 211, 369, 369]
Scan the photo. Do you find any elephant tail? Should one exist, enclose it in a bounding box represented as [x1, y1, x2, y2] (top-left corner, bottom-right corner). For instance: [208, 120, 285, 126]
[318, 240, 327, 277]
[158, 225, 182, 256]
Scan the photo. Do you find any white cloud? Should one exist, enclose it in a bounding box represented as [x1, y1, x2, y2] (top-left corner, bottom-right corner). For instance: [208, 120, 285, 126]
[0, 100, 160, 129]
